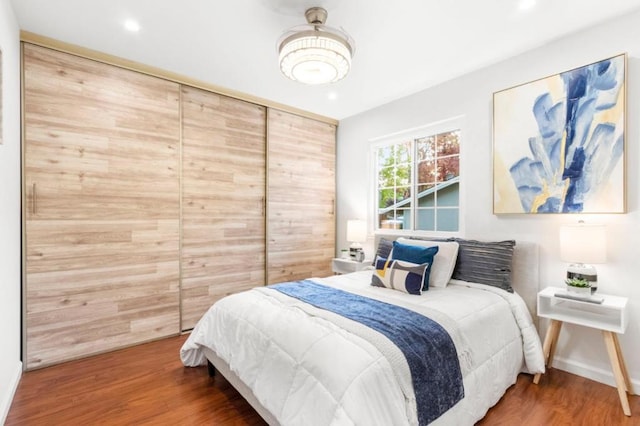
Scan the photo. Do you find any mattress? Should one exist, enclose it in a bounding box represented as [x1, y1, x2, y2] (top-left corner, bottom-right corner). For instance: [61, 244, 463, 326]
[181, 270, 544, 425]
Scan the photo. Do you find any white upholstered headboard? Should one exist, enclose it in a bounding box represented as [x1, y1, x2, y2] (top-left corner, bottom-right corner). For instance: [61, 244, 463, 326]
[510, 241, 540, 325]
[373, 234, 540, 325]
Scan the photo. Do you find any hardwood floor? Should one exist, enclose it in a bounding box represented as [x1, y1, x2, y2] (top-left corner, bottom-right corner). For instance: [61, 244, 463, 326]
[7, 334, 640, 425]
[7, 335, 265, 425]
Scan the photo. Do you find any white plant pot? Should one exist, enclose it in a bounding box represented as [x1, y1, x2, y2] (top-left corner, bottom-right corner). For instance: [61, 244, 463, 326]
[567, 285, 591, 295]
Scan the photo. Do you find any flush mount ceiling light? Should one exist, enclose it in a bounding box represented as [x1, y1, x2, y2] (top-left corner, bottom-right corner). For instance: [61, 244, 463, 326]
[277, 7, 355, 85]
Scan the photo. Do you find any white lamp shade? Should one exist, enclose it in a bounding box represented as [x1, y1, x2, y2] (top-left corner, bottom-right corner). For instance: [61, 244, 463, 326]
[559, 223, 606, 264]
[346, 219, 367, 243]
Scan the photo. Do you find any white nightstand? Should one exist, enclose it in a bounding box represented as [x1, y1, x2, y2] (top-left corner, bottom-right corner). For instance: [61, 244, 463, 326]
[331, 258, 372, 274]
[534, 286, 633, 416]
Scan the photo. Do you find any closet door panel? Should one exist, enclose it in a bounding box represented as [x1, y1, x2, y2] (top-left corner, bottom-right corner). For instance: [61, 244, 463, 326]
[267, 109, 335, 284]
[181, 86, 266, 330]
[24, 44, 180, 369]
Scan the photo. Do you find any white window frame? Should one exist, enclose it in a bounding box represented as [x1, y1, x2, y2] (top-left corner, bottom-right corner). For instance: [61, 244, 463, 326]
[369, 116, 465, 237]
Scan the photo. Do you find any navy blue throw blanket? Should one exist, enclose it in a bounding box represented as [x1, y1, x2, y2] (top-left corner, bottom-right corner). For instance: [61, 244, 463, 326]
[270, 280, 464, 425]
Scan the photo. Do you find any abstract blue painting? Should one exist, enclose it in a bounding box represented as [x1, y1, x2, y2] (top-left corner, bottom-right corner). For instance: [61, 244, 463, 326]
[493, 54, 626, 214]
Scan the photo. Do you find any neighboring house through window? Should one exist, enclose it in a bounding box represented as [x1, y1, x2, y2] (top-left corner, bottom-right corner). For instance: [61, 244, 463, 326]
[373, 117, 462, 232]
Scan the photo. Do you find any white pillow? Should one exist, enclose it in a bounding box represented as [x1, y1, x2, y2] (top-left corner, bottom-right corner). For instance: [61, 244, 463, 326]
[396, 238, 459, 288]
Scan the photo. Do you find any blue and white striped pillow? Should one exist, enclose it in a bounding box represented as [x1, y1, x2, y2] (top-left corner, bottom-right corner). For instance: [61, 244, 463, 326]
[451, 238, 515, 292]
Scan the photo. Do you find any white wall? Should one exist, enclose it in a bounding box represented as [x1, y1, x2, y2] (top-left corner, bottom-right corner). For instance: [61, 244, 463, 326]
[337, 11, 640, 389]
[0, 0, 22, 422]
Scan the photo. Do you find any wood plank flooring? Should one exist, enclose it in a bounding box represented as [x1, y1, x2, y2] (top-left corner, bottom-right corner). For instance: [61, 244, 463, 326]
[7, 334, 640, 425]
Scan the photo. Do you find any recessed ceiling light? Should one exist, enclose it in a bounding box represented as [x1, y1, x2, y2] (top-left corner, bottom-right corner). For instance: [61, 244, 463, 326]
[328, 92, 338, 100]
[124, 19, 140, 32]
[519, 0, 536, 10]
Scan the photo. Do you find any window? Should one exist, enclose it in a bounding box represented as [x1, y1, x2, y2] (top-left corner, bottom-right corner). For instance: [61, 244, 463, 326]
[374, 119, 461, 232]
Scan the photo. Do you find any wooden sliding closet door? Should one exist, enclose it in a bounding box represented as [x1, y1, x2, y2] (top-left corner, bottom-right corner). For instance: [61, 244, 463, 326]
[267, 109, 336, 284]
[23, 44, 181, 369]
[181, 87, 266, 330]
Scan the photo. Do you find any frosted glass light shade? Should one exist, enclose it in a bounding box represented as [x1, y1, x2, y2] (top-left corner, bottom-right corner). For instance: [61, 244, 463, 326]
[346, 219, 367, 243]
[277, 7, 354, 85]
[559, 223, 606, 264]
[279, 34, 352, 84]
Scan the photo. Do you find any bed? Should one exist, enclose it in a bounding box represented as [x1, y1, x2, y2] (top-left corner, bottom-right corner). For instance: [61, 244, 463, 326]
[181, 237, 545, 425]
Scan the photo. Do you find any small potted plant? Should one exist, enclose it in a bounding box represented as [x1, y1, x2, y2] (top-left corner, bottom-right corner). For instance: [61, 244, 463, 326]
[565, 277, 591, 295]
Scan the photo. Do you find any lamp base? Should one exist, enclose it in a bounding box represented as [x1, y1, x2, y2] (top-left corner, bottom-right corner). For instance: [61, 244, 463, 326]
[566, 263, 598, 294]
[349, 243, 364, 262]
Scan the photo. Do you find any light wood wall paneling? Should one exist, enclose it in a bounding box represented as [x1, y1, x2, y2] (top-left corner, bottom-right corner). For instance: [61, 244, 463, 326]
[23, 44, 181, 369]
[180, 86, 266, 330]
[21, 31, 338, 127]
[267, 109, 336, 284]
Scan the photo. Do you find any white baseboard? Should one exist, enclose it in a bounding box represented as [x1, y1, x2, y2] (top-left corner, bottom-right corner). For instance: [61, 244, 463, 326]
[0, 361, 22, 425]
[552, 356, 639, 391]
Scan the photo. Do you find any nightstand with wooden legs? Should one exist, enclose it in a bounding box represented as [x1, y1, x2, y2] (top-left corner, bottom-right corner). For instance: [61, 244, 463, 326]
[533, 287, 633, 416]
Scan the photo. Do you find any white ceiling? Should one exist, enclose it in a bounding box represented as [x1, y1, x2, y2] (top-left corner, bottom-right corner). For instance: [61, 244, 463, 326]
[10, 0, 640, 120]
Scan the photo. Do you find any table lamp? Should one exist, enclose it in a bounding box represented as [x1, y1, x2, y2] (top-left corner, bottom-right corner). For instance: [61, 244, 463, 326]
[559, 221, 606, 294]
[346, 219, 367, 261]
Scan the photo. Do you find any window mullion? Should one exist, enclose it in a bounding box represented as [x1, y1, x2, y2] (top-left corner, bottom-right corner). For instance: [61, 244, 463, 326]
[411, 139, 417, 231]
[433, 137, 438, 231]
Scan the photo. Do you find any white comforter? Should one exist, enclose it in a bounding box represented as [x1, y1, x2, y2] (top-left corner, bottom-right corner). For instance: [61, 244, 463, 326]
[181, 271, 544, 425]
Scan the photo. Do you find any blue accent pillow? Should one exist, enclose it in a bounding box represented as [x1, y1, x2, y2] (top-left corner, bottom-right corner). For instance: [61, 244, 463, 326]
[391, 241, 439, 290]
